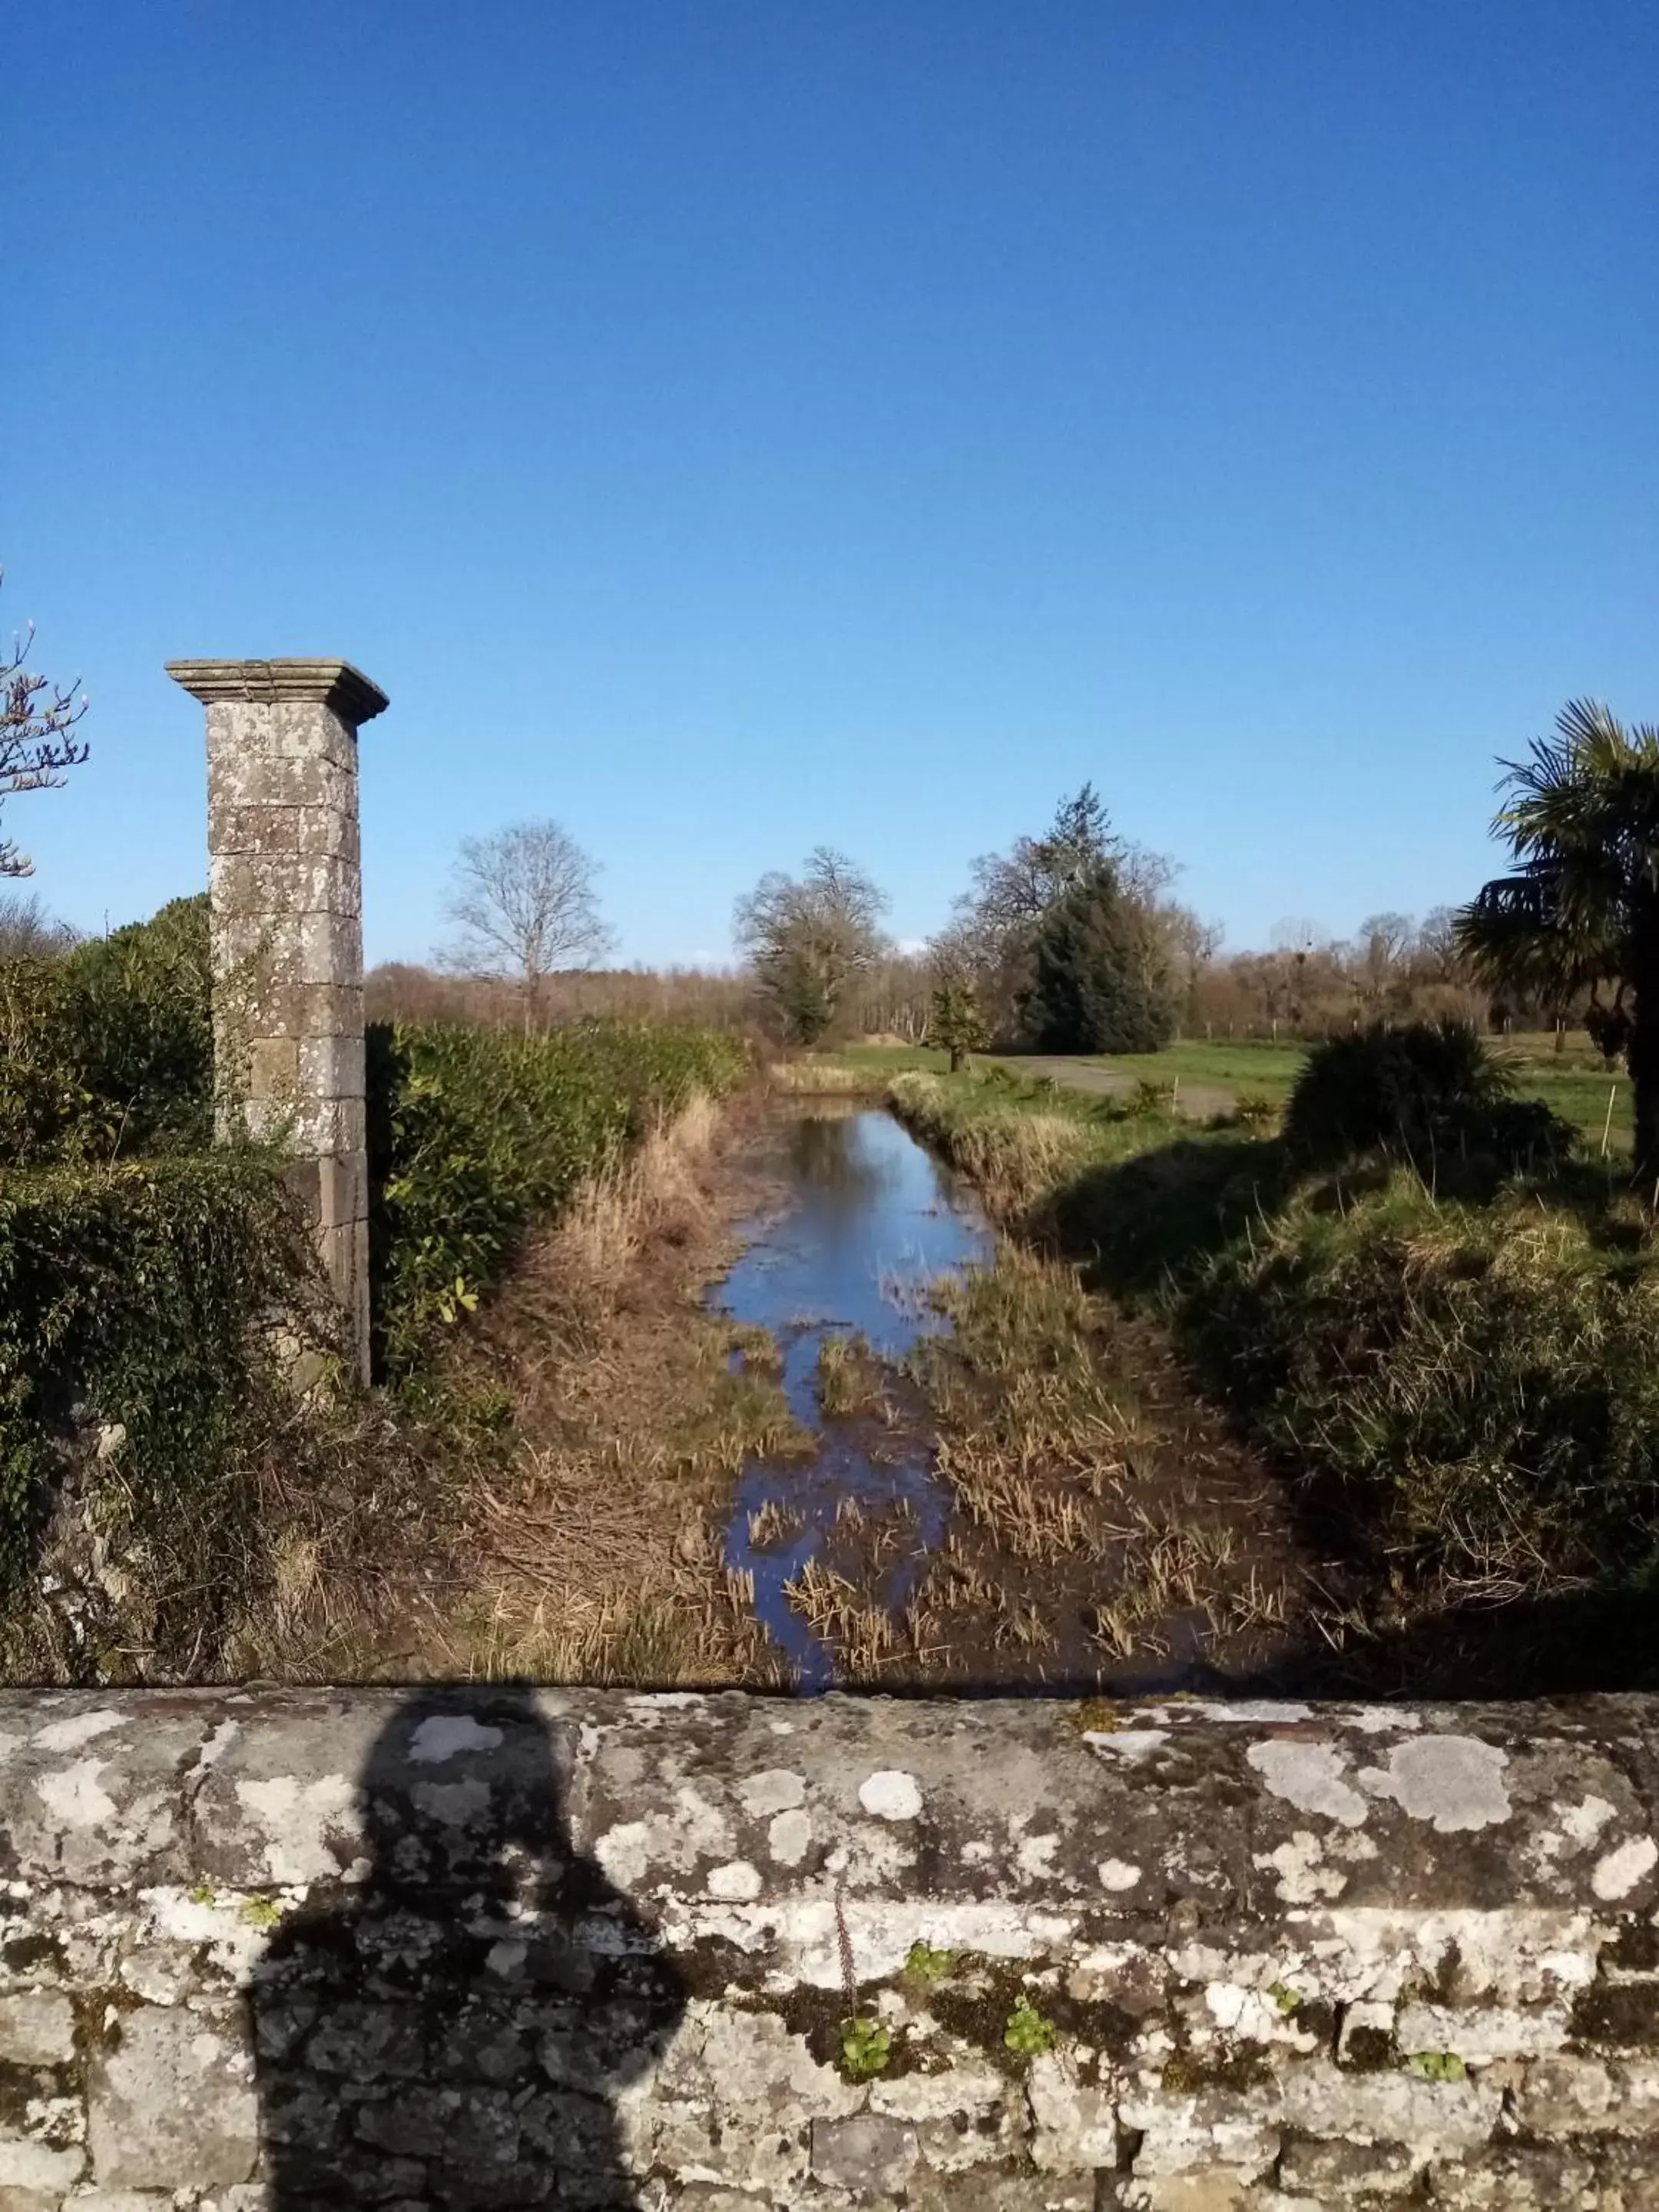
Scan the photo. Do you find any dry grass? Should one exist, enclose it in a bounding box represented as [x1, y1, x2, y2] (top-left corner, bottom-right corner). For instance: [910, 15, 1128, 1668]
[902, 1243, 1309, 1679]
[816, 1332, 886, 1418]
[230, 1093, 800, 1686]
[768, 1060, 879, 1094]
[886, 1071, 1098, 1212]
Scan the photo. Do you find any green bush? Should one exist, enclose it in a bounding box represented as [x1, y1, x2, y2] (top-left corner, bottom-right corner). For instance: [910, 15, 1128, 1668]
[0, 896, 214, 1166]
[1283, 1020, 1574, 1177]
[0, 1152, 326, 1654]
[369, 1018, 748, 1375]
[1190, 1176, 1659, 1587]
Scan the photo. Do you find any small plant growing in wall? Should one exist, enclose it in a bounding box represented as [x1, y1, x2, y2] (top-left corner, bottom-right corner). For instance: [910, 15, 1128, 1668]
[839, 2015, 892, 2081]
[1404, 2050, 1466, 2083]
[241, 1896, 283, 1931]
[902, 1939, 955, 1985]
[1003, 1994, 1056, 2058]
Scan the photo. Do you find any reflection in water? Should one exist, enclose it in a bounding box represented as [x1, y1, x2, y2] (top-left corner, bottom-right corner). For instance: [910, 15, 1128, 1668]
[714, 1110, 992, 1687]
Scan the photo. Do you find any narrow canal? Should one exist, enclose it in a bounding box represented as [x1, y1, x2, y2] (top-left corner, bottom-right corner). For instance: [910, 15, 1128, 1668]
[712, 1104, 991, 1687]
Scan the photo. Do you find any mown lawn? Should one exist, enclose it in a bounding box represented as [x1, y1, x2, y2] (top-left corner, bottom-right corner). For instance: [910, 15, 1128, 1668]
[807, 1036, 1634, 1148]
[1081, 1039, 1306, 1100]
[1082, 1033, 1631, 1146]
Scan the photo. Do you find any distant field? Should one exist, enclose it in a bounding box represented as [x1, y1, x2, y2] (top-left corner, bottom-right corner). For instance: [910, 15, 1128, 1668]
[1088, 1032, 1630, 1145]
[816, 1032, 1634, 1149]
[1084, 1040, 1306, 1100]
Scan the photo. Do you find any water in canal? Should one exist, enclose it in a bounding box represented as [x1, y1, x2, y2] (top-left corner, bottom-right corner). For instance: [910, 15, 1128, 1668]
[713, 1105, 992, 1688]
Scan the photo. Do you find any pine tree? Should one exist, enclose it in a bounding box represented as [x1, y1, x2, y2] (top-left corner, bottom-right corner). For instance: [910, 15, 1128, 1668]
[1022, 880, 1176, 1055]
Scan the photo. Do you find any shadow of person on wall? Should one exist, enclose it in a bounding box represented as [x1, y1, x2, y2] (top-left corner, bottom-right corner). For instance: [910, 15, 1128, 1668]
[247, 1687, 686, 2207]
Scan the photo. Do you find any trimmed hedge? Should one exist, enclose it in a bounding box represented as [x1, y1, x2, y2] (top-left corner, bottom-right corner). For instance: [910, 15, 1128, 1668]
[368, 1018, 749, 1375]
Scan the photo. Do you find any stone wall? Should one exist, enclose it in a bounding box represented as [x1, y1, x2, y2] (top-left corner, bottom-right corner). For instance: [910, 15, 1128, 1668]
[5, 1688, 1659, 2207]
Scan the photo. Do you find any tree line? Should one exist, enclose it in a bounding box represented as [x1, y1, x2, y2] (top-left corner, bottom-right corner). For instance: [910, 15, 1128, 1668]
[8, 576, 1659, 1170]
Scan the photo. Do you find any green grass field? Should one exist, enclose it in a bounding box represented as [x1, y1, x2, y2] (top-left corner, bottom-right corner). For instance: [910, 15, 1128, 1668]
[1081, 1039, 1306, 1100]
[811, 1031, 1634, 1149]
[1078, 1032, 1630, 1146]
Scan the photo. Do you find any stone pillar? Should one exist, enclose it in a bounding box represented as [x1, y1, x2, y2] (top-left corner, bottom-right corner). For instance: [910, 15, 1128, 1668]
[167, 658, 388, 1383]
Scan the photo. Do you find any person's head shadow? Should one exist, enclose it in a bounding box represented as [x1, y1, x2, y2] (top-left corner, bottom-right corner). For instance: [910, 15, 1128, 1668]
[248, 1686, 687, 2207]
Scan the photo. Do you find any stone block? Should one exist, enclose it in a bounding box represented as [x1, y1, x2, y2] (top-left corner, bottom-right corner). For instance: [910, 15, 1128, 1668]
[1125, 2176, 1258, 2212]
[0, 2140, 84, 2194]
[255, 980, 363, 1039]
[1396, 2001, 1569, 2061]
[1028, 2052, 1118, 2171]
[1118, 2084, 1279, 2178]
[293, 906, 364, 985]
[902, 2174, 1094, 2210]
[87, 2005, 258, 2190]
[651, 2100, 811, 2193]
[1279, 2135, 1416, 2194]
[289, 1092, 366, 1157]
[0, 1991, 75, 2064]
[1425, 2141, 1597, 2205]
[1508, 2053, 1620, 2132]
[1586, 2136, 1659, 2208]
[304, 2001, 428, 2078]
[247, 1035, 300, 1100]
[298, 1031, 365, 1106]
[1277, 2061, 1499, 2155]
[810, 2113, 919, 2195]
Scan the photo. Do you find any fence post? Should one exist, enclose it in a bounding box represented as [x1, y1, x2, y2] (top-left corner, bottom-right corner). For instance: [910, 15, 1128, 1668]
[167, 657, 387, 1383]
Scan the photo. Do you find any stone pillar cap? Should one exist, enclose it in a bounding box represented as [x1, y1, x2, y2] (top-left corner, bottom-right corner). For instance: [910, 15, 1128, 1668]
[166, 657, 389, 725]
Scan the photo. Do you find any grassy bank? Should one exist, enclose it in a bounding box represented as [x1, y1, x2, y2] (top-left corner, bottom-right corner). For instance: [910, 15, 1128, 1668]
[0, 889, 758, 1681]
[886, 1064, 1659, 1689]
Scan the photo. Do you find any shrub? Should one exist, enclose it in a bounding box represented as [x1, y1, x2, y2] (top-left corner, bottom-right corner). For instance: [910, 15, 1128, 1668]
[0, 896, 214, 1166]
[1190, 1175, 1659, 1588]
[1283, 1020, 1574, 1176]
[369, 1019, 748, 1375]
[0, 1151, 326, 1657]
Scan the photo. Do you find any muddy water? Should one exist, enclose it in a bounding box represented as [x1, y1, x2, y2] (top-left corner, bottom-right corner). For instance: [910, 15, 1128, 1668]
[713, 1105, 991, 1688]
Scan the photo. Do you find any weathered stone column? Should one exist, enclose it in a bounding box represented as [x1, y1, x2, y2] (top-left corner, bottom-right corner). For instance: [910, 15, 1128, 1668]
[167, 657, 388, 1382]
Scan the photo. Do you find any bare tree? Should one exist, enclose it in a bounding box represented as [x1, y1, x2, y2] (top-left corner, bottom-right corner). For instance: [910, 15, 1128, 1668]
[0, 890, 78, 961]
[439, 820, 614, 1025]
[733, 848, 889, 1044]
[2, 574, 88, 877]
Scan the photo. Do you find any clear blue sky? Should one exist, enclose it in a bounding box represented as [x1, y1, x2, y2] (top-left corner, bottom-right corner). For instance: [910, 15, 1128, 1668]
[8, 2, 1657, 965]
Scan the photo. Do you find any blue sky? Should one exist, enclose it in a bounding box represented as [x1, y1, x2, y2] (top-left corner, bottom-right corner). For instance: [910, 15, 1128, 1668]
[8, 1, 1657, 965]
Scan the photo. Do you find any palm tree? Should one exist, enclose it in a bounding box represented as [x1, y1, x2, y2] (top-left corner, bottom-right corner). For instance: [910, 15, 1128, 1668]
[1457, 700, 1659, 1181]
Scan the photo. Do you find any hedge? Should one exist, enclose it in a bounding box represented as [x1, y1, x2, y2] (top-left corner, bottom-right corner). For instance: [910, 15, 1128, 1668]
[0, 1151, 328, 1652]
[367, 1018, 749, 1375]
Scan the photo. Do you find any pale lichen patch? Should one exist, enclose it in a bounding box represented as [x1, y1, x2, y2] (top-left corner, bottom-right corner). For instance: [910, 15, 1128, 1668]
[767, 1809, 813, 1867]
[739, 1768, 807, 1817]
[1359, 1736, 1512, 1833]
[858, 1770, 922, 1822]
[34, 1709, 127, 1754]
[1591, 1835, 1657, 1902]
[1247, 1740, 1368, 1828]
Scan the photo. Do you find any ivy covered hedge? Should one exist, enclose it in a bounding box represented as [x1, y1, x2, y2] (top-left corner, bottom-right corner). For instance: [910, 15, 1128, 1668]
[0, 1153, 329, 1655]
[0, 892, 750, 1666]
[367, 1018, 749, 1375]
